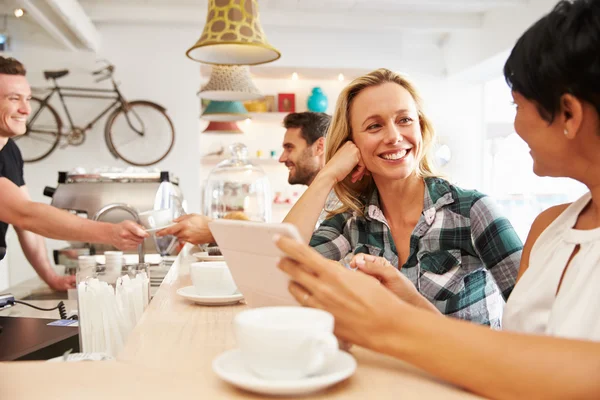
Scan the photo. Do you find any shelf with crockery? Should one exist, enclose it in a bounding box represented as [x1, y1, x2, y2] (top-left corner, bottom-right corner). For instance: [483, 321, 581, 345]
[200, 156, 280, 165]
[247, 112, 289, 122]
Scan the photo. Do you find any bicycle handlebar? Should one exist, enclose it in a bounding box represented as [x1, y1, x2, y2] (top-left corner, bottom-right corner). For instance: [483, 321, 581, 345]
[92, 65, 115, 76]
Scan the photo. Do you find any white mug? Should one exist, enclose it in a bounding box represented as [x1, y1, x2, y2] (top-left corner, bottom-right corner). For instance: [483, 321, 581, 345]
[78, 255, 97, 268]
[138, 209, 173, 229]
[103, 251, 124, 271]
[190, 261, 237, 296]
[234, 306, 338, 380]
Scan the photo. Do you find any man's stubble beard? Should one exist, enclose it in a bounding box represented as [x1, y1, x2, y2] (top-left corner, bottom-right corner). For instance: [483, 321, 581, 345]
[288, 167, 317, 186]
[288, 154, 321, 186]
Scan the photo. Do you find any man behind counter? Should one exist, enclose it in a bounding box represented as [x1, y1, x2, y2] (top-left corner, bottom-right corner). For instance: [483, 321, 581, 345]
[0, 56, 148, 291]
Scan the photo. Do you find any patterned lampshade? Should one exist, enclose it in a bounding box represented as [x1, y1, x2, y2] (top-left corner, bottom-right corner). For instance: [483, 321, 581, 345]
[202, 121, 244, 134]
[186, 0, 280, 65]
[201, 100, 250, 122]
[199, 65, 263, 101]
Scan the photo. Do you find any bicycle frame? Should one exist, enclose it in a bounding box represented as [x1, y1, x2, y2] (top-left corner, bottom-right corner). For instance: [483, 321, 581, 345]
[29, 79, 144, 136]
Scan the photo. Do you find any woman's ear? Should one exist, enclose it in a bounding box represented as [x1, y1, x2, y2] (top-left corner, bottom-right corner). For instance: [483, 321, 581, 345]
[561, 94, 583, 139]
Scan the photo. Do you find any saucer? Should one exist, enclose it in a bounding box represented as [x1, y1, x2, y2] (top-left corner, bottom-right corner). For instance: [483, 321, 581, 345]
[213, 349, 356, 396]
[145, 223, 176, 233]
[192, 252, 225, 262]
[177, 286, 243, 306]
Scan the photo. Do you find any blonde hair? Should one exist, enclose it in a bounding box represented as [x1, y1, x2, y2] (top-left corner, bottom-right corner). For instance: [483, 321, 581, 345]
[326, 68, 440, 217]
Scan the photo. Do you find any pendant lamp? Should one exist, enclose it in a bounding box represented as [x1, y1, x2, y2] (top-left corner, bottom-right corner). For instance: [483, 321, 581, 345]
[199, 65, 263, 101]
[202, 121, 244, 134]
[200, 100, 250, 122]
[186, 0, 280, 66]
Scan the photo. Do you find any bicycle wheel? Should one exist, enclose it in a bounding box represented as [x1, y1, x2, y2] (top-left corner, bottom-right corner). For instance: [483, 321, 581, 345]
[105, 101, 175, 166]
[14, 97, 61, 162]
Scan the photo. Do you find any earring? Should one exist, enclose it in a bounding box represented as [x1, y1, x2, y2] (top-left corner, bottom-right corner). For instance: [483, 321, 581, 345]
[564, 129, 568, 136]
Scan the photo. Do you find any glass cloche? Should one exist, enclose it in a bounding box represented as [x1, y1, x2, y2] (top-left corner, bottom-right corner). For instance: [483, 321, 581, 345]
[203, 143, 272, 222]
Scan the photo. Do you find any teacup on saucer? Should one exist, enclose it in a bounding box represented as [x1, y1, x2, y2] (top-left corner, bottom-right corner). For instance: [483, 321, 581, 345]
[177, 286, 243, 306]
[234, 307, 339, 380]
[213, 349, 356, 396]
[192, 252, 225, 262]
[190, 261, 237, 296]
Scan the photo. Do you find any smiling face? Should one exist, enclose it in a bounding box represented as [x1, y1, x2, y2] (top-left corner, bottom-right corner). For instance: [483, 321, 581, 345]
[0, 73, 31, 139]
[349, 82, 422, 182]
[279, 127, 322, 185]
[511, 91, 571, 177]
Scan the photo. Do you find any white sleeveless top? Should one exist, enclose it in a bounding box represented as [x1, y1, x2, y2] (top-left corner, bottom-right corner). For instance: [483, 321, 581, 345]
[503, 192, 600, 341]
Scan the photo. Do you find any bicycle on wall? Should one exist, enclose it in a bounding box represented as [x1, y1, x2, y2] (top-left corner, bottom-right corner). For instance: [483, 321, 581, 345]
[16, 62, 175, 166]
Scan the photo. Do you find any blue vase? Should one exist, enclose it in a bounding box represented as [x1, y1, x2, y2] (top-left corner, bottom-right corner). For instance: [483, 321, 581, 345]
[307, 87, 328, 112]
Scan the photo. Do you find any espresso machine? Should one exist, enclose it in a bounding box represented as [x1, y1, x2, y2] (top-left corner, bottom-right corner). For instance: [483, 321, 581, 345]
[43, 168, 185, 274]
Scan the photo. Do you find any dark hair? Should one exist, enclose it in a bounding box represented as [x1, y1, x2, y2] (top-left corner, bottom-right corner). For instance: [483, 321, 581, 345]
[0, 56, 26, 76]
[504, 0, 600, 122]
[283, 112, 331, 145]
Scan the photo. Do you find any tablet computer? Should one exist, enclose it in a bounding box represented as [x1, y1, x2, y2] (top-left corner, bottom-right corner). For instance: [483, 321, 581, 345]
[207, 219, 304, 308]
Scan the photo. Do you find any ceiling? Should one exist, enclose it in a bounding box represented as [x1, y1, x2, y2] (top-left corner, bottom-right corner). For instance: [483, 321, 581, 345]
[1, 0, 551, 80]
[77, 0, 527, 14]
[75, 0, 530, 33]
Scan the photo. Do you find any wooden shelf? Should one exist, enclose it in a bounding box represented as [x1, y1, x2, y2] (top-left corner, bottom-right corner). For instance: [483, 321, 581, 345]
[200, 157, 280, 166]
[248, 112, 289, 122]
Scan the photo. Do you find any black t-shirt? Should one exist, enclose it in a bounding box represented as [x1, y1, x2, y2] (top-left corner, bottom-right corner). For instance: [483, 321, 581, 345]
[0, 138, 25, 252]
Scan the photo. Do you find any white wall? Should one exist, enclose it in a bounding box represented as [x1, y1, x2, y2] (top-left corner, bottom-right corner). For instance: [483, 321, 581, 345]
[443, 0, 556, 80]
[1, 22, 486, 289]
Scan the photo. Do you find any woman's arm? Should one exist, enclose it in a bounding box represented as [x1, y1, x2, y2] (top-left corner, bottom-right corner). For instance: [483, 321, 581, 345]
[275, 236, 600, 400]
[385, 304, 600, 400]
[469, 195, 524, 299]
[283, 172, 338, 242]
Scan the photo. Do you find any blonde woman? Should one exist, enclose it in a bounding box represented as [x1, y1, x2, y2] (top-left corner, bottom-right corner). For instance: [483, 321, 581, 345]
[283, 68, 522, 326]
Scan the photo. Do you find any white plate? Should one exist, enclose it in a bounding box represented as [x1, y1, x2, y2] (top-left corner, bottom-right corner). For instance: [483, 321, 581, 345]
[192, 252, 225, 262]
[176, 286, 243, 306]
[213, 349, 356, 396]
[145, 223, 176, 233]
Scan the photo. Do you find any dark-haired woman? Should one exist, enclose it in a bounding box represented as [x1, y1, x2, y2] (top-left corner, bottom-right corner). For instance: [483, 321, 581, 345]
[274, 0, 600, 398]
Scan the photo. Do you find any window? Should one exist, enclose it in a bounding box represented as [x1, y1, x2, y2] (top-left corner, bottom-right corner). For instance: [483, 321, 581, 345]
[483, 77, 587, 241]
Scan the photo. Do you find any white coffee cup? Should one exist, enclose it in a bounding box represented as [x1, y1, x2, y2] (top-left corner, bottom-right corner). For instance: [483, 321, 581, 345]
[234, 306, 339, 380]
[138, 209, 173, 230]
[78, 255, 97, 268]
[103, 251, 124, 270]
[190, 261, 237, 296]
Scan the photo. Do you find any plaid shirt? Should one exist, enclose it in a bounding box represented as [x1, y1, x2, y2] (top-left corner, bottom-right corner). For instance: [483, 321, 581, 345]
[317, 190, 342, 227]
[309, 177, 523, 327]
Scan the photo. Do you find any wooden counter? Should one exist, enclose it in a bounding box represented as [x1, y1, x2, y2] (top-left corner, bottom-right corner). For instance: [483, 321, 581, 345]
[0, 246, 483, 399]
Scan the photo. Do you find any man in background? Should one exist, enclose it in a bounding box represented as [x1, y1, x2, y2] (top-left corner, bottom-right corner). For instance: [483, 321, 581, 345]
[278, 112, 330, 186]
[158, 112, 335, 245]
[0, 56, 148, 291]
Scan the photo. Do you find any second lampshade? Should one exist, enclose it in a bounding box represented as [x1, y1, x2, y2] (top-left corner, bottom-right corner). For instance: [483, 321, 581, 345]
[201, 100, 250, 122]
[199, 65, 263, 101]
